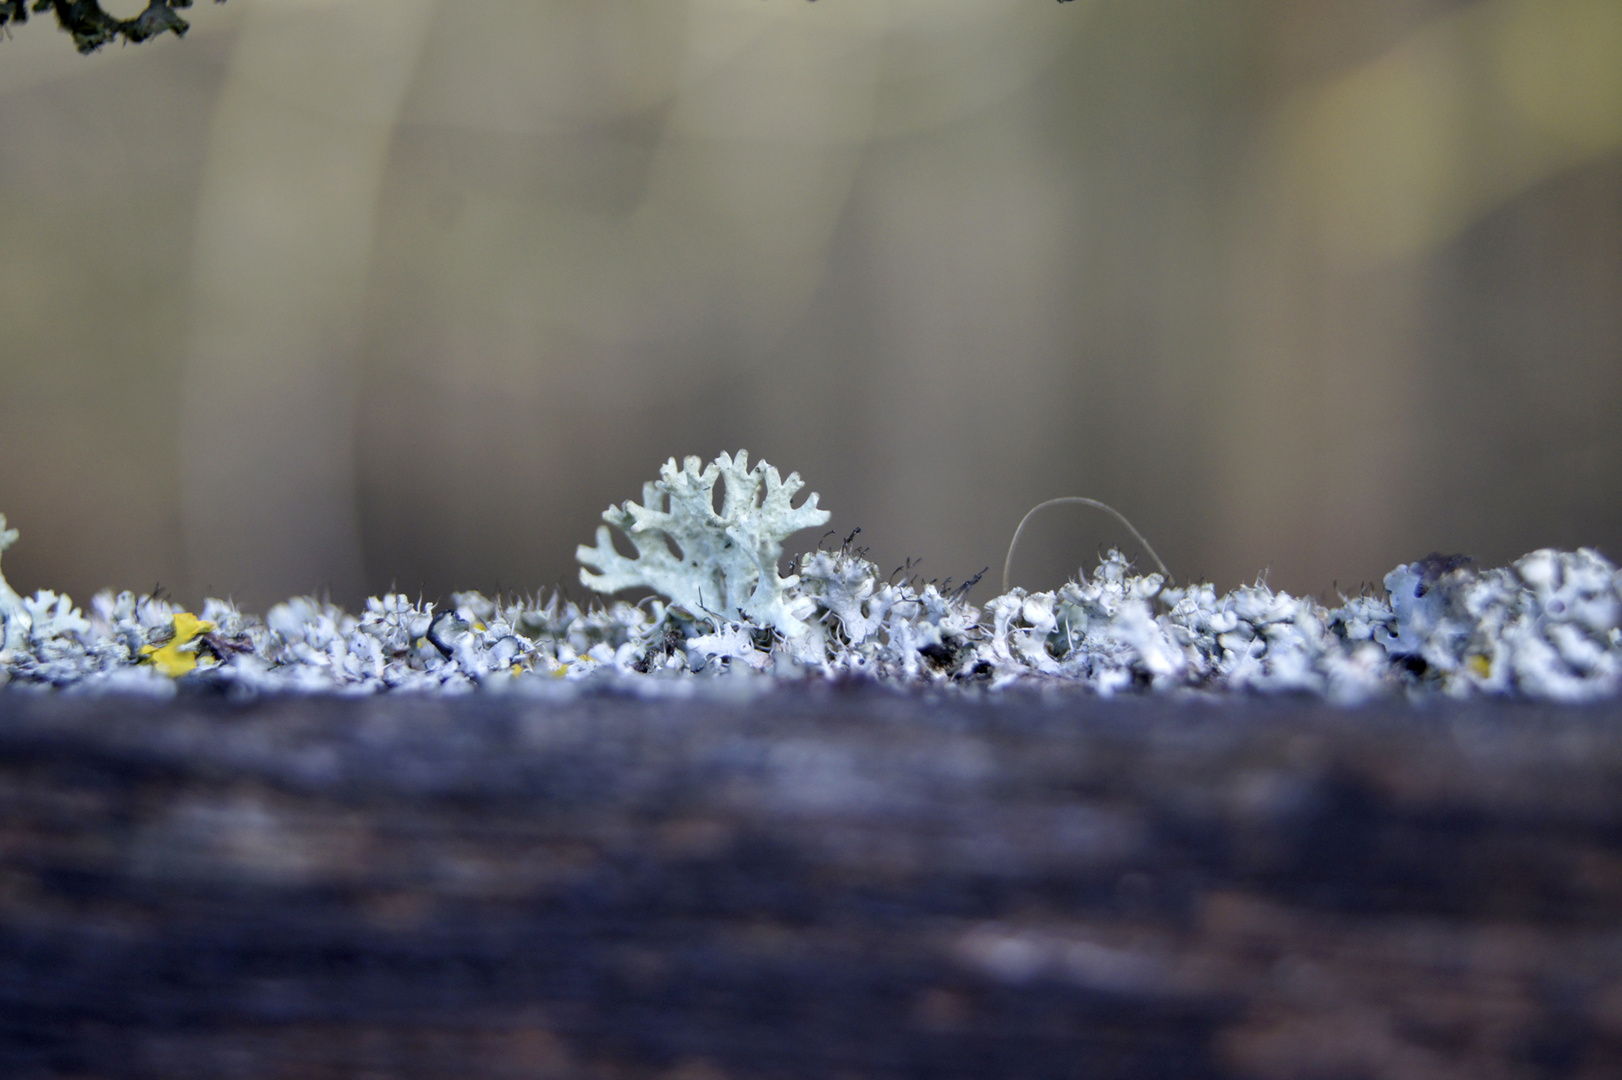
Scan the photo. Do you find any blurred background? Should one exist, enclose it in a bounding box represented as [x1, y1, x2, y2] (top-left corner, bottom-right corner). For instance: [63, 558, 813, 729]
[0, 0, 1618, 612]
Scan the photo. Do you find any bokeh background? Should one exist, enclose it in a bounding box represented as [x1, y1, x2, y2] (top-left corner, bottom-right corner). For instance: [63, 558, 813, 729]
[1, 0, 1619, 612]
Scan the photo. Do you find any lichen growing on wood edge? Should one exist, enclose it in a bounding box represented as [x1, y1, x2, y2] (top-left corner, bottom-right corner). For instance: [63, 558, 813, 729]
[2, 454, 1619, 703]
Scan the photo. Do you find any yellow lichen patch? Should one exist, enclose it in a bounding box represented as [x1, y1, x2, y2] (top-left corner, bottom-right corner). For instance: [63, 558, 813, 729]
[140, 612, 216, 677]
[1468, 654, 1492, 678]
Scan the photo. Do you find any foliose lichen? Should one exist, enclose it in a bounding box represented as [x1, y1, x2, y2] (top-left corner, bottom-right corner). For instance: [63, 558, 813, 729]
[576, 451, 830, 640]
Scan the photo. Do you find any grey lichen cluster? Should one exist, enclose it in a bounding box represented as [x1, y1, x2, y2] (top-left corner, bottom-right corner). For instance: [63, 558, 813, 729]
[2, 455, 1620, 702]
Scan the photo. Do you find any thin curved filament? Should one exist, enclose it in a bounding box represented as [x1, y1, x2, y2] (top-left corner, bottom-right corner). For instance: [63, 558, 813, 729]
[1001, 497, 1172, 594]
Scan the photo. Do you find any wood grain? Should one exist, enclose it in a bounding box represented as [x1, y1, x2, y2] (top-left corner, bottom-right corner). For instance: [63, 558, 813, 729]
[3, 686, 1622, 1078]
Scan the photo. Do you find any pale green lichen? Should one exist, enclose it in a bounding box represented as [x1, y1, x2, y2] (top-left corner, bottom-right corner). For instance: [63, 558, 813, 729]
[576, 451, 830, 640]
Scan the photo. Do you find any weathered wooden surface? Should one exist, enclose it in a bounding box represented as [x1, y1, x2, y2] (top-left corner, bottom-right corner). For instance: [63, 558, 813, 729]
[3, 685, 1622, 1079]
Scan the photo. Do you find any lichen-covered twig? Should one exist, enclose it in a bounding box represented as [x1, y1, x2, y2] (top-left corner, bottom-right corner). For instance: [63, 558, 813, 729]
[0, 0, 223, 54]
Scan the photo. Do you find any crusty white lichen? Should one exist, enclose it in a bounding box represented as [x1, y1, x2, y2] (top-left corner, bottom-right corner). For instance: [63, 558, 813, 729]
[4, 457, 1622, 704]
[1377, 548, 1622, 701]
